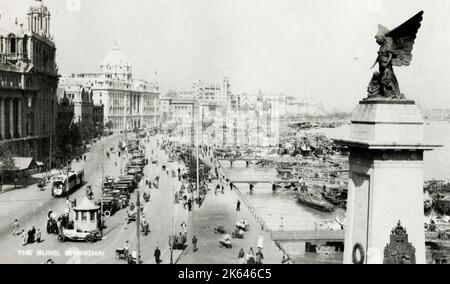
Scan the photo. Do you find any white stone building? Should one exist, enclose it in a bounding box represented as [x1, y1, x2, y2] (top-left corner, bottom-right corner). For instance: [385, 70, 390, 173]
[61, 44, 160, 131]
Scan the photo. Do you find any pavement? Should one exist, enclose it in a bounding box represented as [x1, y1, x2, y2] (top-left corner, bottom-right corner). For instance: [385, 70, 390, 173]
[177, 151, 284, 264]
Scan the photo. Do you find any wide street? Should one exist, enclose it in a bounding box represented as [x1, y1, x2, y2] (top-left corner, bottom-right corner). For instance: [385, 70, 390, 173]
[0, 134, 187, 264]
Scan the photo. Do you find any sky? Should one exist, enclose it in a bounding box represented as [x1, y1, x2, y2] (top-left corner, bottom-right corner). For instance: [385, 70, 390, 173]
[1, 0, 450, 111]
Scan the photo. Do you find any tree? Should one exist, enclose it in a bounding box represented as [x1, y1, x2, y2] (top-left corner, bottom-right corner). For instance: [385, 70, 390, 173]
[0, 145, 17, 190]
[186, 149, 211, 182]
[105, 120, 114, 130]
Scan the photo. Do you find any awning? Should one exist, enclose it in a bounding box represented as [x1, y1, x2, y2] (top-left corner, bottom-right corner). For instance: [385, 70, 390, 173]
[0, 157, 38, 171]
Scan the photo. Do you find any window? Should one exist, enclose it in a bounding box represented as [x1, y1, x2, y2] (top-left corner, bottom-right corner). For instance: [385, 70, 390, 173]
[81, 212, 87, 221]
[90, 211, 96, 221]
[9, 36, 16, 53]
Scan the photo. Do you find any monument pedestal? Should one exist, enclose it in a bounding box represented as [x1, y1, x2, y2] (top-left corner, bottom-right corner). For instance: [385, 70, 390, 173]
[334, 100, 441, 264]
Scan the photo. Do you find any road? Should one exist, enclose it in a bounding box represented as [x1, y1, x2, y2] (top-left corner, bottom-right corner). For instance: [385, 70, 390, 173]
[0, 134, 187, 264]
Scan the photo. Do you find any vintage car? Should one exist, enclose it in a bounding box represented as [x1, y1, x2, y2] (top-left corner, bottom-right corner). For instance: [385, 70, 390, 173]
[57, 229, 99, 243]
[118, 175, 138, 189]
[113, 182, 133, 194]
[103, 177, 115, 189]
[95, 197, 121, 217]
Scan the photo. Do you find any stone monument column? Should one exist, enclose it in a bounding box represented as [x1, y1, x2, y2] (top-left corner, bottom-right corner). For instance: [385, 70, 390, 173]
[335, 99, 441, 264]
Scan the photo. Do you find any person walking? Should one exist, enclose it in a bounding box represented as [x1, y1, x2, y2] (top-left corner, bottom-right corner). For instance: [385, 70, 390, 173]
[13, 219, 19, 236]
[256, 248, 264, 264]
[236, 200, 241, 211]
[192, 235, 198, 252]
[187, 199, 192, 211]
[279, 217, 285, 232]
[36, 229, 42, 243]
[154, 247, 161, 264]
[21, 230, 27, 246]
[246, 247, 255, 264]
[238, 248, 245, 264]
[181, 221, 187, 235]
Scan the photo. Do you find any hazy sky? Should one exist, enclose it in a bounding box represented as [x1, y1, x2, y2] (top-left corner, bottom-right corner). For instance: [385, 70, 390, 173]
[1, 0, 450, 110]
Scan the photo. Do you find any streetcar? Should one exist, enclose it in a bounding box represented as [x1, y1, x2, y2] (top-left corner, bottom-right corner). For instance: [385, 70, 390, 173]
[52, 169, 85, 197]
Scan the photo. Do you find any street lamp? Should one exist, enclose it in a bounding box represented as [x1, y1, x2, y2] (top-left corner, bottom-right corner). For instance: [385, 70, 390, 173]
[170, 184, 175, 264]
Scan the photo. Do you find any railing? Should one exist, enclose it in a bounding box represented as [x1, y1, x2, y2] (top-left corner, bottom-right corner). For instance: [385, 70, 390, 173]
[271, 230, 345, 241]
[204, 153, 271, 232]
[233, 186, 271, 233]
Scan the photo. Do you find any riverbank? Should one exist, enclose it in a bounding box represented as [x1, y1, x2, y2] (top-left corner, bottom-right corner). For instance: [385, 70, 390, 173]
[176, 149, 285, 264]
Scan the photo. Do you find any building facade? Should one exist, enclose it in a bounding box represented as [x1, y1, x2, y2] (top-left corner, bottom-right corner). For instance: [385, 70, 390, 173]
[57, 82, 95, 139]
[193, 77, 231, 105]
[92, 104, 104, 135]
[0, 0, 58, 160]
[61, 44, 160, 132]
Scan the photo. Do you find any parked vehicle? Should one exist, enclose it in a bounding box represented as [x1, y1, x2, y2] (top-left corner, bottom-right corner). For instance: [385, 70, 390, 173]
[95, 197, 121, 217]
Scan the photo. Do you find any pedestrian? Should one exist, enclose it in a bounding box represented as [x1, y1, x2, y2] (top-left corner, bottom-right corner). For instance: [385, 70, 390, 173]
[154, 247, 161, 264]
[83, 155, 86, 162]
[279, 217, 285, 232]
[281, 253, 289, 264]
[57, 219, 63, 234]
[192, 235, 198, 252]
[247, 247, 255, 264]
[21, 230, 27, 246]
[236, 200, 241, 211]
[187, 199, 192, 211]
[221, 185, 224, 194]
[181, 221, 187, 234]
[30, 226, 36, 243]
[13, 219, 19, 236]
[257, 233, 264, 250]
[124, 240, 131, 259]
[36, 229, 41, 243]
[256, 248, 264, 264]
[238, 248, 245, 264]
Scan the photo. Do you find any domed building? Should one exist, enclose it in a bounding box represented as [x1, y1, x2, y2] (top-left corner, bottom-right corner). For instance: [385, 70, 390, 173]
[0, 0, 58, 161]
[61, 44, 160, 131]
[100, 44, 132, 82]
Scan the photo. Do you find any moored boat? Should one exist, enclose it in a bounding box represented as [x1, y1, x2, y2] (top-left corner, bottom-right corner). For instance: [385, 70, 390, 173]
[295, 191, 334, 212]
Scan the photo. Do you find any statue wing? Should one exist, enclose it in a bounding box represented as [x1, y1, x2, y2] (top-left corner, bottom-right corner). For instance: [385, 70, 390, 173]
[385, 11, 424, 67]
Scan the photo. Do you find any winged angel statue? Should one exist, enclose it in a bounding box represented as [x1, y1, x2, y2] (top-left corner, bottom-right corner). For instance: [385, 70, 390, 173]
[367, 11, 424, 99]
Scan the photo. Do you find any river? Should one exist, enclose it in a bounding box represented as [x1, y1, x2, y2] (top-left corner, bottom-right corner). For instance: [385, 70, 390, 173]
[221, 121, 450, 264]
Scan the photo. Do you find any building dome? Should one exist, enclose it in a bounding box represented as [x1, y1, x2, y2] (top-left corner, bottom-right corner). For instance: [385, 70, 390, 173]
[29, 0, 48, 13]
[100, 44, 131, 68]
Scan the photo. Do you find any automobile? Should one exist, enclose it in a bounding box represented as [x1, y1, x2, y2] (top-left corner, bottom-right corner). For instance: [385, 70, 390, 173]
[114, 182, 133, 194]
[57, 229, 99, 243]
[103, 177, 115, 189]
[95, 197, 121, 217]
[117, 176, 137, 189]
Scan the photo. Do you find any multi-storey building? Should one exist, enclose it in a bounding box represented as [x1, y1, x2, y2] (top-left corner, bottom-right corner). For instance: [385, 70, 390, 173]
[57, 82, 95, 139]
[193, 77, 231, 105]
[0, 0, 58, 160]
[92, 104, 104, 135]
[168, 99, 197, 145]
[62, 44, 160, 132]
